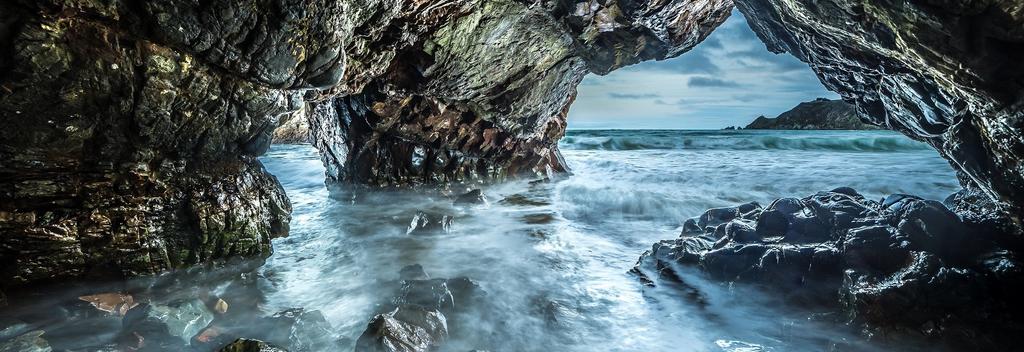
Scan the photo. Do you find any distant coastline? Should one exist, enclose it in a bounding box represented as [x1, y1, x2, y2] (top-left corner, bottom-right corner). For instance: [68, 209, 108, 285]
[742, 98, 880, 130]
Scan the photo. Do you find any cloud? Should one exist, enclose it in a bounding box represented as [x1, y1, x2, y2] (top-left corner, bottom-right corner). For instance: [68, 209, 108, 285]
[654, 98, 687, 106]
[688, 76, 741, 88]
[608, 93, 661, 99]
[732, 93, 765, 102]
[730, 49, 808, 72]
[630, 51, 721, 74]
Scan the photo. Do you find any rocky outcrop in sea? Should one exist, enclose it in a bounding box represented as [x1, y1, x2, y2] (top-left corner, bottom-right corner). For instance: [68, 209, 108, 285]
[745, 98, 879, 130]
[633, 187, 1023, 348]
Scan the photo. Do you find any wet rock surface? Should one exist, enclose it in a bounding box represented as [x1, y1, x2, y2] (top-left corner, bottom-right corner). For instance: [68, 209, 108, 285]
[356, 305, 448, 352]
[736, 0, 1024, 219]
[0, 1, 297, 288]
[406, 212, 454, 235]
[634, 188, 1024, 349]
[306, 0, 732, 186]
[356, 266, 485, 352]
[0, 265, 343, 352]
[218, 338, 288, 352]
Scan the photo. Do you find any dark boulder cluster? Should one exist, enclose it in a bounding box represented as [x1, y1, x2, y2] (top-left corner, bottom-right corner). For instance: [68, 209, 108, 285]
[634, 188, 1024, 348]
[355, 265, 485, 352]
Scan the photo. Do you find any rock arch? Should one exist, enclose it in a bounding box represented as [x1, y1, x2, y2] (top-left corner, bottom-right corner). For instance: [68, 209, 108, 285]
[1, 0, 1022, 288]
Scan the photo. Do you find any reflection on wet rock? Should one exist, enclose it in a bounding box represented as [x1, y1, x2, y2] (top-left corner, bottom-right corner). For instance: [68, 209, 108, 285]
[635, 188, 1024, 348]
[453, 190, 487, 206]
[263, 308, 339, 351]
[355, 305, 448, 352]
[218, 338, 288, 352]
[407, 212, 454, 235]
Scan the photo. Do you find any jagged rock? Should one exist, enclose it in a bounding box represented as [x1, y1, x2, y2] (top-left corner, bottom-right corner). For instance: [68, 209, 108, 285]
[453, 189, 486, 205]
[394, 277, 483, 316]
[0, 330, 51, 352]
[272, 109, 311, 144]
[634, 188, 1024, 348]
[120, 300, 214, 348]
[261, 308, 337, 352]
[735, 0, 1024, 219]
[355, 305, 448, 352]
[218, 338, 289, 352]
[407, 212, 453, 235]
[745, 98, 879, 130]
[306, 0, 732, 186]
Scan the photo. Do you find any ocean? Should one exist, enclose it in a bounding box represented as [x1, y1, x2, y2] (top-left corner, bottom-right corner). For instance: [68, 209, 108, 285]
[257, 129, 960, 351]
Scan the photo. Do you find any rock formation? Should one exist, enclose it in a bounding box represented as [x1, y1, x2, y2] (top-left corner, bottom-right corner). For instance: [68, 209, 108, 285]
[304, 0, 733, 186]
[0, 0, 322, 288]
[745, 98, 880, 130]
[633, 188, 1024, 348]
[3, 3, 1024, 347]
[271, 109, 311, 144]
[0, 0, 732, 287]
[735, 0, 1024, 220]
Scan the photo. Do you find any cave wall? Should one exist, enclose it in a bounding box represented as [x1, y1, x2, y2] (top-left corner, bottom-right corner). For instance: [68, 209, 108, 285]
[0, 0, 350, 286]
[306, 0, 733, 186]
[734, 0, 1024, 222]
[3, 0, 1024, 288]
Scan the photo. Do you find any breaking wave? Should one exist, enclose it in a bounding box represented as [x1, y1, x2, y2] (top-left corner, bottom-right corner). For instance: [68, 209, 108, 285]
[560, 130, 932, 152]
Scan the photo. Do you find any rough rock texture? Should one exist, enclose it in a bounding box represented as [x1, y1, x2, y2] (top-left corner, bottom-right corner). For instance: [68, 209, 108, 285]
[735, 0, 1024, 220]
[271, 109, 310, 144]
[0, 0, 353, 286]
[306, 0, 733, 186]
[218, 339, 289, 352]
[745, 98, 880, 130]
[633, 188, 1024, 348]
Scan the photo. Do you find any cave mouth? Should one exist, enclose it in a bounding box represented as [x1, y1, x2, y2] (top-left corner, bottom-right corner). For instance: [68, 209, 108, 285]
[3, 0, 1024, 350]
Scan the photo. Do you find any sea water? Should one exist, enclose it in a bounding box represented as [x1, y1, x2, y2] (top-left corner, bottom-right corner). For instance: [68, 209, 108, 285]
[256, 129, 959, 351]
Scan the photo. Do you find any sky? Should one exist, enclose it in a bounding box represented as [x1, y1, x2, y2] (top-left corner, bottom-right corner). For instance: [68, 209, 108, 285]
[566, 10, 839, 129]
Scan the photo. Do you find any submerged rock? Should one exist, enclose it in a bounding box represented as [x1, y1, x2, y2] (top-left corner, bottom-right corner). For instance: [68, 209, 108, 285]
[0, 330, 51, 352]
[398, 265, 430, 281]
[634, 188, 1024, 348]
[407, 212, 453, 235]
[120, 300, 214, 348]
[453, 190, 487, 205]
[355, 305, 448, 352]
[218, 338, 289, 352]
[262, 308, 337, 352]
[394, 277, 483, 316]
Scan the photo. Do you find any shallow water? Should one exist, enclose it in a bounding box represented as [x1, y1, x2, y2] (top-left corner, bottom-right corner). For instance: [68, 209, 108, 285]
[0, 130, 959, 351]
[257, 130, 960, 351]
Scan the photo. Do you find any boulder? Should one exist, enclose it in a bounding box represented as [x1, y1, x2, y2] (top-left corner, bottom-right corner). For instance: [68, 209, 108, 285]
[218, 338, 289, 352]
[453, 190, 487, 205]
[394, 277, 483, 315]
[355, 305, 448, 352]
[634, 188, 1024, 348]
